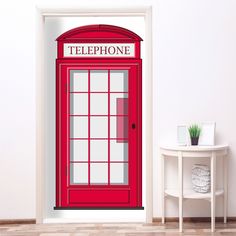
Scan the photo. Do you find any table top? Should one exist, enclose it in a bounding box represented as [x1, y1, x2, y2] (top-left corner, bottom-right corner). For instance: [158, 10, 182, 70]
[160, 144, 228, 152]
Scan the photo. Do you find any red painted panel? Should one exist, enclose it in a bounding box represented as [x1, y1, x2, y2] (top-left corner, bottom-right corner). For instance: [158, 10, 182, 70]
[116, 98, 128, 142]
[116, 116, 128, 141]
[117, 98, 128, 115]
[57, 24, 143, 41]
[69, 189, 130, 204]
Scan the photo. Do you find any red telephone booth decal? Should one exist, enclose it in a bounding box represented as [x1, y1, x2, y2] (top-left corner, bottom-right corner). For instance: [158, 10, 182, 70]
[55, 25, 142, 209]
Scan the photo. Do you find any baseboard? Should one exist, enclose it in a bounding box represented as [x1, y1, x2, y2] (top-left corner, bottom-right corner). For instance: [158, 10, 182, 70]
[0, 219, 36, 225]
[1, 217, 236, 225]
[153, 217, 236, 223]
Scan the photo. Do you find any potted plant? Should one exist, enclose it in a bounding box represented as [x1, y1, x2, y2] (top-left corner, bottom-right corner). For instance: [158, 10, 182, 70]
[188, 124, 201, 145]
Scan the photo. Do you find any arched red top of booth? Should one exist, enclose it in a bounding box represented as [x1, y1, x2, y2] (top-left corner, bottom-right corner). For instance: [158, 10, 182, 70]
[55, 25, 143, 209]
[57, 24, 142, 59]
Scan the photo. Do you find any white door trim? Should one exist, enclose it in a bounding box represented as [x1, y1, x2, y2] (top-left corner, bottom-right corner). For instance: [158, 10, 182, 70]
[36, 6, 153, 224]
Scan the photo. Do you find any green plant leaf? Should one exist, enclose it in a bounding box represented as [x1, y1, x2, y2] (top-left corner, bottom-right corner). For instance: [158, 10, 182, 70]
[188, 124, 201, 138]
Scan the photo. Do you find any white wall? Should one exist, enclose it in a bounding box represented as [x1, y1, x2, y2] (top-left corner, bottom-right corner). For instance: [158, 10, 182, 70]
[1, 0, 236, 220]
[154, 0, 236, 217]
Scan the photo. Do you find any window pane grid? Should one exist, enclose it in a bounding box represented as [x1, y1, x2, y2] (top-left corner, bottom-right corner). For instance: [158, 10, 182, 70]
[70, 115, 128, 117]
[71, 161, 128, 164]
[70, 138, 128, 141]
[70, 91, 128, 94]
[70, 69, 129, 186]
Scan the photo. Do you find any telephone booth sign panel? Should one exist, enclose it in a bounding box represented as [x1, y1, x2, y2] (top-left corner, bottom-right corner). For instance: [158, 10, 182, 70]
[55, 25, 142, 208]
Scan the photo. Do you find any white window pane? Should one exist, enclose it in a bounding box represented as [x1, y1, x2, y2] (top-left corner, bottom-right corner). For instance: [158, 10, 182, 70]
[70, 93, 88, 115]
[90, 140, 108, 161]
[110, 116, 128, 139]
[90, 117, 108, 138]
[70, 163, 88, 184]
[90, 93, 108, 115]
[90, 70, 108, 92]
[110, 70, 128, 92]
[70, 140, 88, 161]
[70, 117, 88, 138]
[110, 141, 128, 162]
[90, 163, 108, 184]
[110, 163, 128, 185]
[110, 93, 128, 115]
[70, 70, 88, 92]
[110, 117, 116, 139]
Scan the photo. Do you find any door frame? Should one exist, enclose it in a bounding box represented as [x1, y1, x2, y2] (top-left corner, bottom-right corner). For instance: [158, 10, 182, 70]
[36, 6, 153, 223]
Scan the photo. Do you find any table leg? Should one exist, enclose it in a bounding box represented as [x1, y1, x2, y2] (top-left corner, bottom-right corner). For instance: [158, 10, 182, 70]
[224, 154, 228, 224]
[178, 151, 183, 233]
[161, 153, 165, 224]
[211, 152, 216, 232]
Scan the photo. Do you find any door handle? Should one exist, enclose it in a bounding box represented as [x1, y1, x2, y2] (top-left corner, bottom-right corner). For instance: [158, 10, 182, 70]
[132, 123, 136, 129]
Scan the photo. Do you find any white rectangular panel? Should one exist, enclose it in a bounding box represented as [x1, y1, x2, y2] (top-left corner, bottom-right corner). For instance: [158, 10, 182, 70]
[90, 93, 108, 115]
[70, 117, 88, 138]
[90, 117, 108, 138]
[110, 70, 128, 92]
[90, 140, 108, 161]
[64, 43, 135, 58]
[70, 163, 88, 184]
[90, 70, 108, 92]
[70, 70, 88, 92]
[110, 140, 128, 162]
[70, 140, 88, 161]
[110, 163, 128, 185]
[90, 163, 108, 184]
[70, 93, 88, 115]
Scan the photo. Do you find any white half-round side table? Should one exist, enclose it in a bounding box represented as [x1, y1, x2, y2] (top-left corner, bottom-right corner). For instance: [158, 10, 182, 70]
[160, 145, 229, 232]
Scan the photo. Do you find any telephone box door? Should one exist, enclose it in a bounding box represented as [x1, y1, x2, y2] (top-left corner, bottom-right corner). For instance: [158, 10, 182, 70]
[56, 25, 142, 208]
